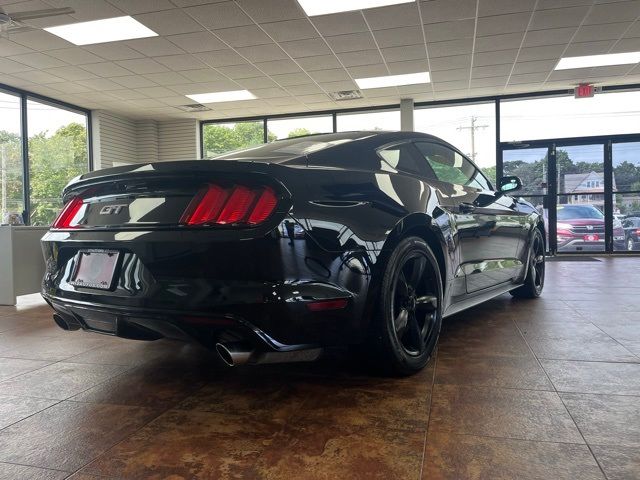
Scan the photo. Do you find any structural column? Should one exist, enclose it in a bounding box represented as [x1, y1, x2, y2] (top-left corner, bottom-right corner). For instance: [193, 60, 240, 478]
[400, 98, 414, 132]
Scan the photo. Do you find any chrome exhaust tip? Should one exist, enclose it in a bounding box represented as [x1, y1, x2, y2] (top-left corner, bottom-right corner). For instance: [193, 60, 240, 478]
[215, 342, 254, 367]
[53, 313, 81, 331]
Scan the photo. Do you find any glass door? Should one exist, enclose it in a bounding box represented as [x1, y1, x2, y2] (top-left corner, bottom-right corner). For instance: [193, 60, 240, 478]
[612, 141, 640, 252]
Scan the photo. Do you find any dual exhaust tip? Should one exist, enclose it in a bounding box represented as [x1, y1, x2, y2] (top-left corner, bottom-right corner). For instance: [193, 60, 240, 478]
[215, 341, 322, 367]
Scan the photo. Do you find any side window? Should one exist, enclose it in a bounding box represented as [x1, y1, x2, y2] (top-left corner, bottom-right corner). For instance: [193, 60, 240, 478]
[414, 142, 491, 190]
[378, 142, 430, 176]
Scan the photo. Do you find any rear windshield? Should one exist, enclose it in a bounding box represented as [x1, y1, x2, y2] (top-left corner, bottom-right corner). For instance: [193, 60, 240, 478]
[557, 205, 604, 220]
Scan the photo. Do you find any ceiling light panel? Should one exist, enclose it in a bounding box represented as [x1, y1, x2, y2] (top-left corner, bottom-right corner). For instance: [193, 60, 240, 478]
[44, 16, 158, 46]
[355, 72, 431, 89]
[297, 0, 413, 16]
[186, 90, 257, 103]
[555, 51, 640, 70]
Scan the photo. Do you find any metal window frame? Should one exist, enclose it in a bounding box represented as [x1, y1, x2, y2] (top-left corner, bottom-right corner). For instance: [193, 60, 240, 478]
[0, 81, 93, 225]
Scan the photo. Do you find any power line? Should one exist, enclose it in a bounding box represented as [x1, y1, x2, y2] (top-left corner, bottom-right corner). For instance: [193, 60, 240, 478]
[457, 116, 488, 162]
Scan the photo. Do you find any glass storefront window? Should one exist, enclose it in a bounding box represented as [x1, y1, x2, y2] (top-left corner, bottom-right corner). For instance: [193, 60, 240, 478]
[267, 115, 333, 140]
[613, 142, 640, 252]
[336, 109, 400, 132]
[202, 121, 266, 157]
[500, 91, 640, 142]
[415, 103, 496, 184]
[0, 91, 24, 223]
[27, 98, 89, 226]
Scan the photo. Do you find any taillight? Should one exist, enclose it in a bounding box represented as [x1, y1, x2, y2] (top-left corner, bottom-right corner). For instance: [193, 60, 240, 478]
[51, 196, 84, 229]
[181, 184, 278, 226]
[636, 229, 640, 236]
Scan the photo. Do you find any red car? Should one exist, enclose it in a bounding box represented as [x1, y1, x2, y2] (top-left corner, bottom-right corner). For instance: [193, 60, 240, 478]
[548, 204, 625, 252]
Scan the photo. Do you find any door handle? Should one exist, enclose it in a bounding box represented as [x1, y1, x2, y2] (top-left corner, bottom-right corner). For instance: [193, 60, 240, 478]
[459, 202, 476, 213]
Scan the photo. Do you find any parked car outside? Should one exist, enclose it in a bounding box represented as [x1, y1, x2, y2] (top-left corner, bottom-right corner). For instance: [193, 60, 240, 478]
[622, 217, 640, 251]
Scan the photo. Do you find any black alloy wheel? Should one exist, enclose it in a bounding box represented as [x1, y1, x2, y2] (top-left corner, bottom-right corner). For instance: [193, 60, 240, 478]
[511, 229, 545, 298]
[628, 237, 635, 252]
[370, 236, 442, 376]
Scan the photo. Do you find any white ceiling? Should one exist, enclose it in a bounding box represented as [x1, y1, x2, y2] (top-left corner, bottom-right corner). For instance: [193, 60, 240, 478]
[1, 0, 639, 120]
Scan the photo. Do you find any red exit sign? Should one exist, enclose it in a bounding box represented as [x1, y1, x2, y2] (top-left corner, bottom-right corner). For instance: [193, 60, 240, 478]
[574, 84, 597, 98]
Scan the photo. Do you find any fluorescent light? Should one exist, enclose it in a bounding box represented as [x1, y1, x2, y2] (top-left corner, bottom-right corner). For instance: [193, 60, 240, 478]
[355, 72, 431, 89]
[297, 0, 413, 16]
[186, 90, 256, 104]
[555, 51, 640, 70]
[44, 16, 157, 46]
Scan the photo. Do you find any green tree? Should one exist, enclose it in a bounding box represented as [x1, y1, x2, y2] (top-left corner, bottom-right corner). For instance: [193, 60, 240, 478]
[0, 130, 24, 219]
[203, 122, 276, 157]
[286, 127, 311, 138]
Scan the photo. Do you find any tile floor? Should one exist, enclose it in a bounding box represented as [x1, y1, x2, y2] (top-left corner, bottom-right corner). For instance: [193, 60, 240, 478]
[0, 257, 639, 479]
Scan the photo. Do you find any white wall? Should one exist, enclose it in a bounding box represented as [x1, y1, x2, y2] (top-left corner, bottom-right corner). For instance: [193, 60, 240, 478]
[92, 111, 199, 168]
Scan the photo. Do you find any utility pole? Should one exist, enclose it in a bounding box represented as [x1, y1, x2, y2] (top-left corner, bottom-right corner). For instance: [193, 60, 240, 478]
[457, 116, 488, 162]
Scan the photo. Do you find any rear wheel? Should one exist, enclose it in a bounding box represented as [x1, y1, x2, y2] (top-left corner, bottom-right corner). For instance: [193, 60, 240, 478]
[628, 237, 635, 251]
[369, 236, 442, 376]
[510, 229, 545, 299]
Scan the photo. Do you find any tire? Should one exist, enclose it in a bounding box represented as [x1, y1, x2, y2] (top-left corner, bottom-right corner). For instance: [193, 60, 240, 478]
[628, 238, 635, 252]
[510, 229, 545, 299]
[368, 236, 443, 376]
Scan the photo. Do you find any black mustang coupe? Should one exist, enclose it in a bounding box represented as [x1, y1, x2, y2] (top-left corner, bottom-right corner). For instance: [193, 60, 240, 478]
[41, 131, 545, 375]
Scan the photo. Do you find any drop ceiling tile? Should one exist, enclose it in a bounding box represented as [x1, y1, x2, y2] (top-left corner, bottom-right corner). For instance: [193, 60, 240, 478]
[433, 79, 470, 91]
[387, 59, 430, 75]
[308, 68, 351, 82]
[469, 76, 506, 87]
[428, 38, 474, 58]
[611, 37, 640, 52]
[419, 0, 477, 23]
[310, 12, 369, 36]
[508, 71, 549, 84]
[235, 43, 289, 62]
[169, 80, 239, 95]
[158, 95, 196, 106]
[430, 67, 470, 82]
[319, 80, 357, 92]
[76, 77, 123, 91]
[530, 6, 590, 30]
[166, 32, 227, 53]
[373, 26, 424, 48]
[83, 44, 145, 61]
[517, 44, 566, 62]
[583, 1, 640, 25]
[427, 54, 471, 71]
[0, 57, 33, 73]
[285, 83, 324, 95]
[143, 71, 191, 85]
[46, 82, 94, 94]
[473, 49, 519, 66]
[237, 0, 306, 22]
[43, 66, 98, 81]
[254, 59, 301, 74]
[423, 19, 475, 42]
[153, 54, 207, 71]
[46, 0, 123, 21]
[512, 59, 557, 74]
[397, 83, 431, 95]
[80, 62, 133, 77]
[338, 49, 385, 67]
[134, 9, 203, 35]
[111, 75, 158, 88]
[108, 89, 151, 100]
[177, 68, 225, 82]
[479, 0, 536, 16]
[249, 86, 287, 98]
[471, 63, 512, 77]
[7, 52, 67, 69]
[270, 72, 312, 86]
[299, 93, 331, 104]
[381, 44, 425, 63]
[0, 38, 33, 56]
[475, 33, 525, 53]
[195, 49, 247, 67]
[47, 48, 103, 65]
[626, 21, 640, 38]
[279, 38, 331, 58]
[476, 12, 532, 36]
[347, 64, 389, 78]
[235, 76, 278, 88]
[214, 25, 272, 47]
[574, 22, 633, 42]
[134, 86, 177, 98]
[364, 3, 421, 29]
[184, 2, 253, 29]
[325, 32, 376, 54]
[106, 0, 175, 14]
[295, 54, 343, 71]
[563, 40, 617, 56]
[12, 69, 64, 84]
[362, 86, 398, 98]
[523, 27, 577, 47]
[129, 98, 167, 108]
[8, 30, 72, 51]
[217, 63, 263, 79]
[260, 19, 318, 42]
[116, 58, 170, 74]
[126, 37, 185, 57]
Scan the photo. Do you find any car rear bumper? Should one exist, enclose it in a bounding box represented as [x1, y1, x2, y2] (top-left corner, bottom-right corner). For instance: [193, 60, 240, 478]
[41, 228, 374, 349]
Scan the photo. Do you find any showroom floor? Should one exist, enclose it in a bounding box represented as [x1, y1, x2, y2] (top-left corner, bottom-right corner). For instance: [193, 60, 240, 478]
[0, 258, 638, 480]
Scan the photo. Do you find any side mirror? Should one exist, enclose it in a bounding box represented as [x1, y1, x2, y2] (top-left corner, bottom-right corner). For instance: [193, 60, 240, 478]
[498, 176, 522, 193]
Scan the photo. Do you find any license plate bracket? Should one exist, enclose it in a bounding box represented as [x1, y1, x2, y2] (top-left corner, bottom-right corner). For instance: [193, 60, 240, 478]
[70, 249, 120, 290]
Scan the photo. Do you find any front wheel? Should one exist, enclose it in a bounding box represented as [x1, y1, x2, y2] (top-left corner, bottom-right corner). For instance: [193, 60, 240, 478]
[628, 237, 635, 251]
[510, 229, 545, 299]
[368, 237, 443, 376]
